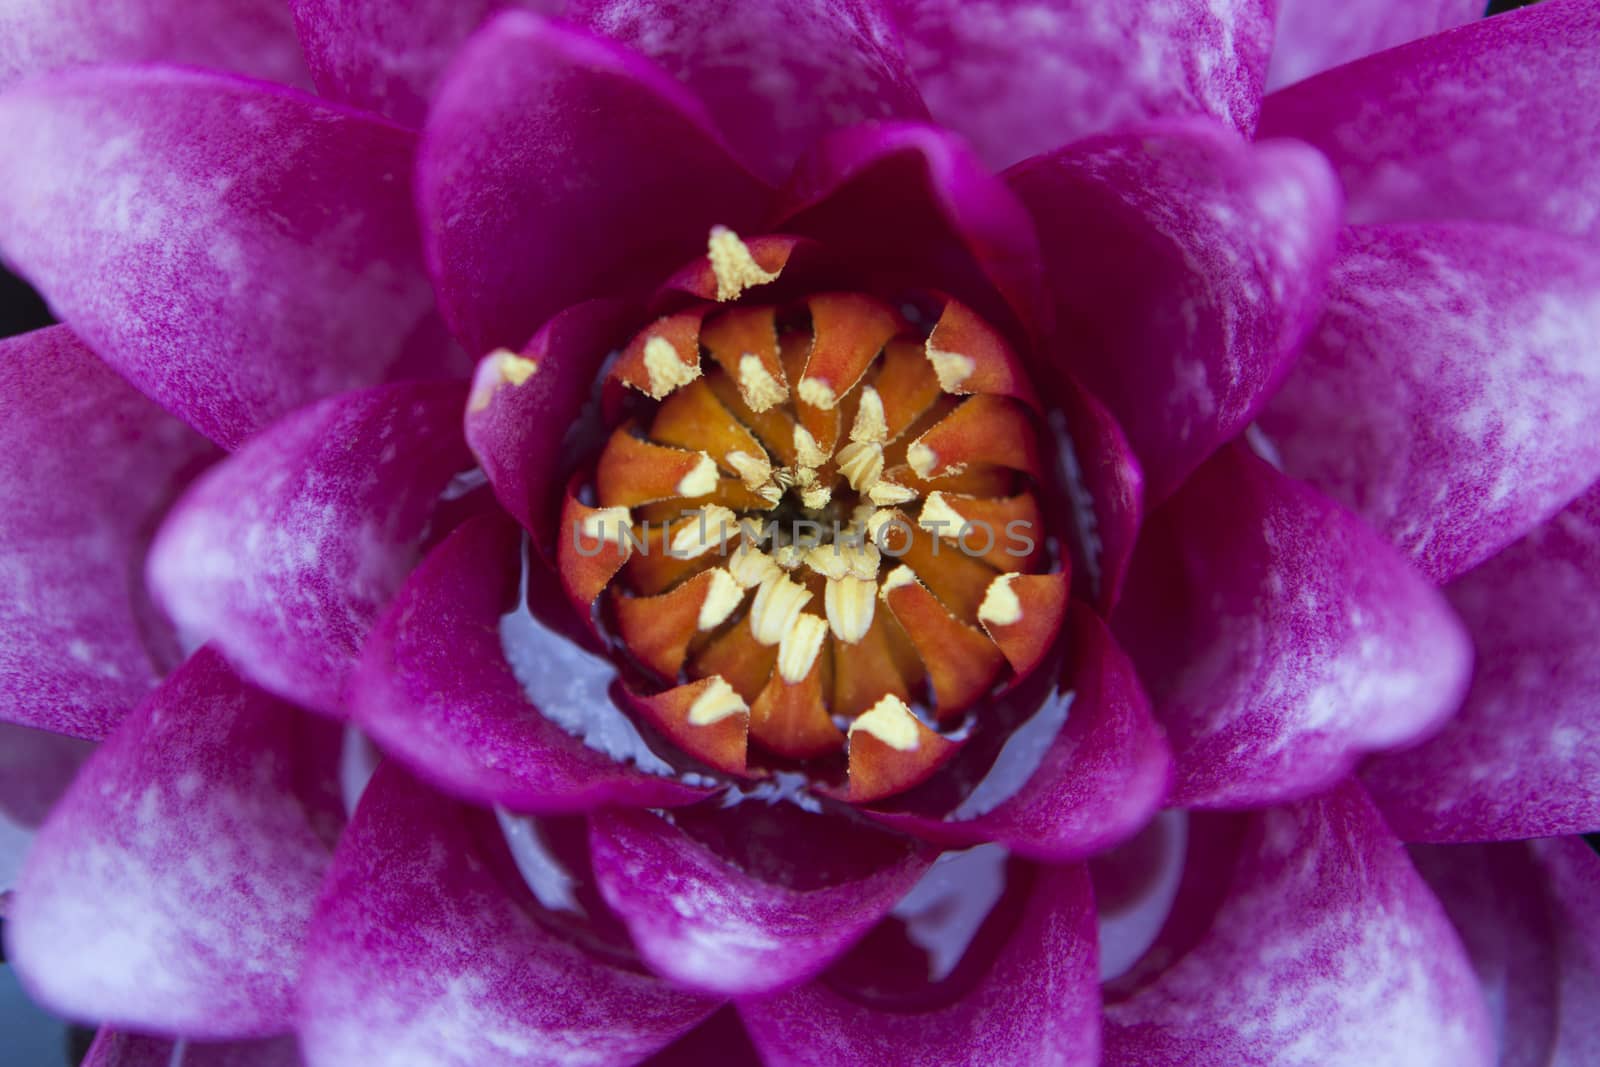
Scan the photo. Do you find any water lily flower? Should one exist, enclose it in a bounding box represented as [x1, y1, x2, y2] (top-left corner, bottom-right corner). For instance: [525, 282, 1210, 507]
[2, 1, 1599, 1065]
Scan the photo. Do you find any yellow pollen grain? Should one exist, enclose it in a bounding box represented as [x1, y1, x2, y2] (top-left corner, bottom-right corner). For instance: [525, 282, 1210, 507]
[800, 483, 833, 510]
[917, 492, 966, 538]
[907, 441, 938, 478]
[750, 573, 813, 646]
[687, 676, 748, 726]
[580, 506, 633, 546]
[792, 425, 828, 469]
[757, 483, 784, 505]
[642, 336, 700, 399]
[867, 480, 917, 506]
[669, 505, 738, 558]
[708, 226, 779, 302]
[849, 387, 888, 444]
[772, 543, 808, 571]
[725, 449, 773, 490]
[777, 613, 829, 682]
[835, 441, 885, 492]
[468, 348, 539, 412]
[927, 345, 977, 392]
[698, 569, 746, 630]
[864, 508, 900, 545]
[738, 354, 788, 412]
[676, 452, 720, 498]
[729, 542, 782, 588]
[978, 573, 1023, 627]
[826, 576, 877, 644]
[797, 377, 838, 410]
[850, 695, 921, 752]
[879, 564, 918, 599]
[804, 544, 850, 581]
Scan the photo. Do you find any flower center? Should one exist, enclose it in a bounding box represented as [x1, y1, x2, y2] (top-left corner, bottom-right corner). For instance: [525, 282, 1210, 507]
[557, 235, 1069, 802]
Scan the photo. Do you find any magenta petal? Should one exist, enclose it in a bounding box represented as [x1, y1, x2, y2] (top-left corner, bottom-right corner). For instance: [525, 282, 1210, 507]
[778, 122, 1045, 341]
[1260, 223, 1600, 583]
[571, 0, 926, 184]
[0, 68, 446, 449]
[1115, 444, 1472, 809]
[465, 300, 631, 535]
[894, 0, 1273, 171]
[84, 1031, 302, 1067]
[738, 863, 1099, 1067]
[1103, 782, 1494, 1067]
[0, 0, 309, 92]
[869, 605, 1171, 863]
[289, 0, 558, 128]
[1010, 118, 1341, 500]
[0, 326, 215, 739]
[148, 383, 471, 718]
[1267, 0, 1480, 90]
[1055, 372, 1145, 614]
[1259, 0, 1600, 246]
[588, 806, 931, 997]
[418, 12, 772, 356]
[351, 512, 709, 811]
[297, 763, 715, 1066]
[1363, 484, 1600, 842]
[4, 648, 337, 1038]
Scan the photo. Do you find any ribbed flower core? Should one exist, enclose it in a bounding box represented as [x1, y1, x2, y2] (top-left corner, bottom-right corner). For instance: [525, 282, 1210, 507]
[557, 230, 1070, 802]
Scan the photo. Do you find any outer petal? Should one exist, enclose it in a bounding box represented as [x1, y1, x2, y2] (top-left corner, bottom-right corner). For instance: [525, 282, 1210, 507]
[349, 512, 710, 812]
[894, 0, 1274, 171]
[571, 0, 927, 184]
[778, 122, 1044, 342]
[868, 605, 1170, 862]
[417, 12, 771, 356]
[588, 804, 931, 997]
[1266, 0, 1480, 90]
[0, 326, 214, 739]
[297, 763, 714, 1067]
[84, 1031, 302, 1067]
[289, 0, 559, 128]
[1259, 0, 1600, 246]
[739, 863, 1099, 1067]
[0, 0, 309, 92]
[1053, 372, 1144, 614]
[148, 383, 471, 718]
[4, 648, 339, 1038]
[1114, 444, 1472, 809]
[1009, 118, 1341, 500]
[1103, 782, 1493, 1067]
[1363, 484, 1600, 842]
[1260, 223, 1600, 582]
[0, 68, 448, 449]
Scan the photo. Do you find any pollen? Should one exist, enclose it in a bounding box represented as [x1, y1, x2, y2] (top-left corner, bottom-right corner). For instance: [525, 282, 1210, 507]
[978, 572, 1023, 627]
[907, 441, 938, 478]
[643, 336, 700, 398]
[738, 354, 788, 412]
[777, 613, 829, 682]
[688, 676, 748, 725]
[749, 573, 812, 646]
[927, 345, 976, 392]
[675, 453, 720, 498]
[468, 348, 539, 412]
[698, 568, 746, 630]
[797, 377, 838, 410]
[850, 695, 921, 752]
[708, 226, 779, 302]
[580, 506, 633, 545]
[825, 575, 877, 643]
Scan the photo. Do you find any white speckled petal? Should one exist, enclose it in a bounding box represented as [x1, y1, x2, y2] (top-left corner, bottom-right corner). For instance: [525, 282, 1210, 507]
[0, 326, 215, 740]
[1260, 223, 1600, 582]
[1260, 0, 1600, 247]
[1114, 443, 1472, 808]
[1363, 483, 1600, 842]
[1265, 0, 1480, 90]
[148, 382, 472, 719]
[895, 0, 1274, 171]
[297, 763, 715, 1067]
[1103, 781, 1494, 1067]
[3, 648, 340, 1038]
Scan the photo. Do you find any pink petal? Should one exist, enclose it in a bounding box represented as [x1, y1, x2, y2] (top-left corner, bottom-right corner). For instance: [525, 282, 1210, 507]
[349, 512, 711, 812]
[465, 300, 632, 535]
[0, 68, 449, 449]
[1115, 443, 1472, 808]
[1260, 223, 1600, 583]
[1104, 782, 1493, 1066]
[84, 1031, 303, 1067]
[417, 11, 771, 356]
[571, 0, 927, 184]
[1009, 117, 1341, 500]
[148, 383, 472, 718]
[1363, 483, 1600, 842]
[0, 0, 310, 92]
[893, 0, 1274, 171]
[289, 0, 559, 128]
[1259, 0, 1600, 246]
[0, 326, 215, 739]
[588, 803, 932, 997]
[297, 763, 715, 1066]
[644, 1007, 763, 1066]
[778, 121, 1044, 342]
[868, 604, 1171, 862]
[1266, 0, 1481, 90]
[738, 862, 1099, 1067]
[4, 648, 340, 1038]
[1053, 371, 1145, 614]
